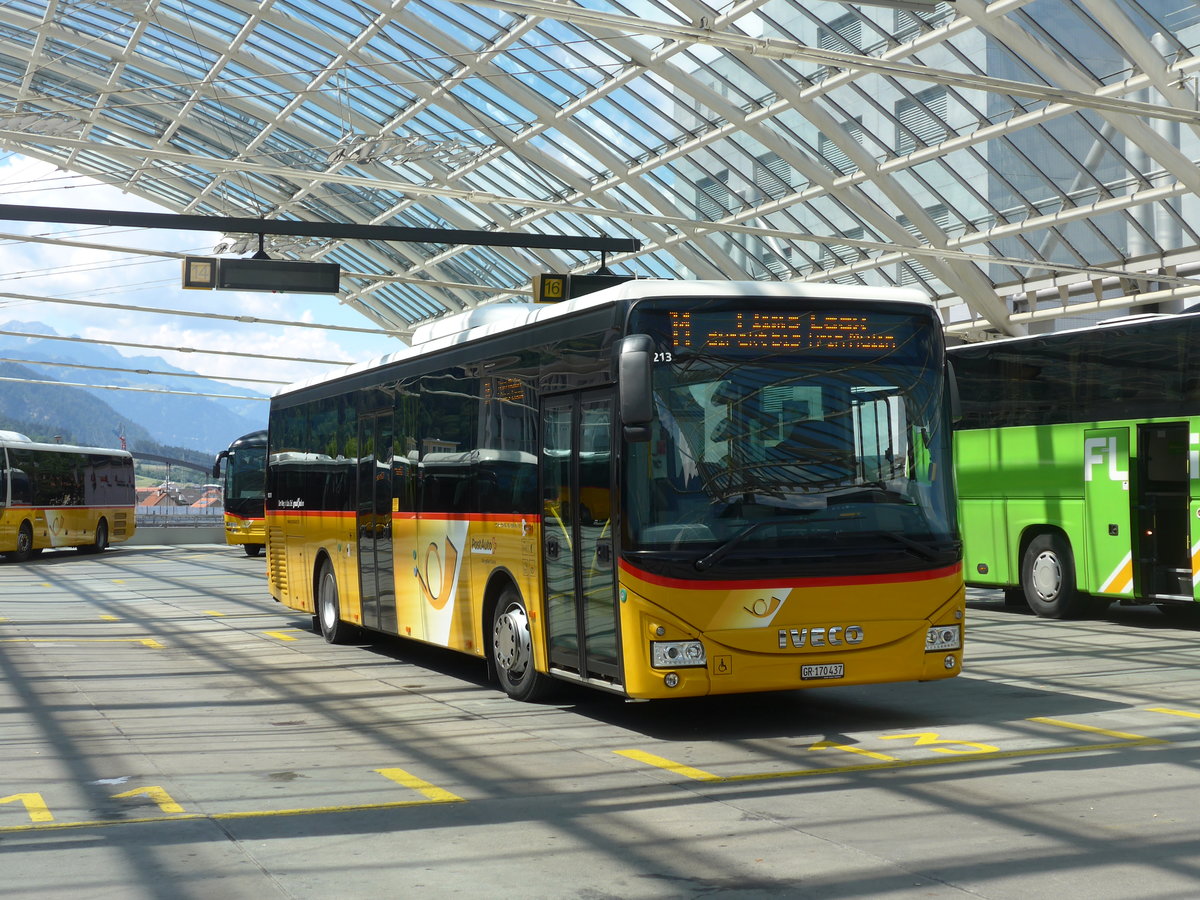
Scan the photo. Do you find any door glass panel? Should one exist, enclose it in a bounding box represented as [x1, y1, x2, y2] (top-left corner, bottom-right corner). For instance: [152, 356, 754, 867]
[542, 401, 578, 669]
[373, 414, 396, 630]
[357, 419, 379, 620]
[579, 398, 617, 674]
[1137, 423, 1190, 597]
[357, 413, 396, 631]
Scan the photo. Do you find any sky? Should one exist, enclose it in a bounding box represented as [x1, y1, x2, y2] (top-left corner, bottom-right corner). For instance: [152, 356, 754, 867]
[0, 154, 406, 397]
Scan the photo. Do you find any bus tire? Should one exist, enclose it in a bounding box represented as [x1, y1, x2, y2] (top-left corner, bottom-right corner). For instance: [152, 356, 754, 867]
[78, 519, 109, 554]
[491, 587, 551, 702]
[244, 544, 263, 558]
[317, 559, 354, 644]
[1021, 533, 1086, 619]
[11, 521, 34, 562]
[95, 519, 109, 553]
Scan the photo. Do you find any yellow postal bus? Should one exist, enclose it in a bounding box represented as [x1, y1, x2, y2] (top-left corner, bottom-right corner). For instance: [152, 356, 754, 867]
[266, 281, 963, 701]
[213, 430, 267, 557]
[0, 430, 136, 561]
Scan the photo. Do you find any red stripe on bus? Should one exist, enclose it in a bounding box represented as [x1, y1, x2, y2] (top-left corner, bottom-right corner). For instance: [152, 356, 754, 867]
[389, 512, 532, 523]
[267, 509, 357, 519]
[9, 505, 131, 511]
[266, 510, 532, 523]
[618, 559, 962, 591]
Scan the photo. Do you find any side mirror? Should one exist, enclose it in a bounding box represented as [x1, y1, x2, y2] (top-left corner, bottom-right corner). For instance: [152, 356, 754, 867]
[946, 361, 962, 423]
[213, 450, 228, 480]
[618, 334, 654, 442]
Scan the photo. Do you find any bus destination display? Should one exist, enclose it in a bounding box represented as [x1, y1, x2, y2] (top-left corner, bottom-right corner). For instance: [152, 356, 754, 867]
[669, 311, 899, 352]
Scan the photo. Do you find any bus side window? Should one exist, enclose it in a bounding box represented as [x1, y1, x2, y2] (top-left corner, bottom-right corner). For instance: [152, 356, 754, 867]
[10, 467, 32, 505]
[8, 458, 32, 508]
[323, 464, 353, 512]
[453, 476, 477, 514]
[512, 464, 537, 514]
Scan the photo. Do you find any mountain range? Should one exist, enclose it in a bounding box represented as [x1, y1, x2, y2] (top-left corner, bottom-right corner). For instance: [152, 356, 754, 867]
[0, 321, 268, 457]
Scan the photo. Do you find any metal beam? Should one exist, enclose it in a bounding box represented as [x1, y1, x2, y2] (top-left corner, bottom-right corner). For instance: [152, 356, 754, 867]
[0, 204, 642, 253]
[131, 452, 212, 474]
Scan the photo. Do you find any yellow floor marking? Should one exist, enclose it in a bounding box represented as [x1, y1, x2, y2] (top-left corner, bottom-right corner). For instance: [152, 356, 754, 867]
[614, 750, 722, 781]
[112, 786, 184, 814]
[618, 734, 1166, 784]
[213, 797, 462, 820]
[204, 610, 226, 616]
[880, 732, 999, 754]
[265, 631, 299, 641]
[374, 768, 465, 802]
[809, 740, 896, 761]
[0, 637, 163, 649]
[0, 793, 465, 834]
[0, 793, 53, 823]
[1028, 717, 1155, 741]
[1147, 707, 1200, 720]
[111, 580, 126, 584]
[99, 615, 120, 621]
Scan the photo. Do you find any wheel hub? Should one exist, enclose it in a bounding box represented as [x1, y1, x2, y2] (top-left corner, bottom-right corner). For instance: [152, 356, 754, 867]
[1031, 551, 1061, 601]
[320, 576, 337, 629]
[494, 606, 530, 676]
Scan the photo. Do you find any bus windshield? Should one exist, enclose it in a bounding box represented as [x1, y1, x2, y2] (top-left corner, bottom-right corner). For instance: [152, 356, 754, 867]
[624, 304, 957, 572]
[228, 445, 266, 502]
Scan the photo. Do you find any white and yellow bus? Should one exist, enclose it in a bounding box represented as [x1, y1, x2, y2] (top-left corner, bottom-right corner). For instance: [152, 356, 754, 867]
[0, 431, 136, 561]
[266, 281, 963, 701]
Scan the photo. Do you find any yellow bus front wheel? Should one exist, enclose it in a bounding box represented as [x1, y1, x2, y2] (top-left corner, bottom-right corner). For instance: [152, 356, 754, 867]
[492, 587, 552, 702]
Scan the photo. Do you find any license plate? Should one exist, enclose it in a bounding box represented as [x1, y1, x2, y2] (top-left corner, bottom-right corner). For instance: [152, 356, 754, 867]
[802, 663, 844, 680]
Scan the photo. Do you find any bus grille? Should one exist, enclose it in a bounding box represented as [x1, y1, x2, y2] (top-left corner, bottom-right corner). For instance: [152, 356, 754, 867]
[267, 527, 287, 594]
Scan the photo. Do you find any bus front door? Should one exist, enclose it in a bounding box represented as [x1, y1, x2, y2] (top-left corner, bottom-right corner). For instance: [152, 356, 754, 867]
[1134, 423, 1192, 599]
[541, 392, 620, 686]
[357, 411, 397, 632]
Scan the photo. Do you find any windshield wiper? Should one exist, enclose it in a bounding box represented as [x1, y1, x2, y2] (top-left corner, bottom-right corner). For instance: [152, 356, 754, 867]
[873, 531, 951, 561]
[693, 516, 812, 571]
[826, 486, 913, 506]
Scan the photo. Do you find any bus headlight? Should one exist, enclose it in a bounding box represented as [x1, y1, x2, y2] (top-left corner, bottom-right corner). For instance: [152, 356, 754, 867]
[651, 640, 707, 668]
[925, 625, 961, 651]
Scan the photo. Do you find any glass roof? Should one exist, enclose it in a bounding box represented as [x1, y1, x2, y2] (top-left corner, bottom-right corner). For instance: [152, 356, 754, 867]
[2, 0, 1199, 341]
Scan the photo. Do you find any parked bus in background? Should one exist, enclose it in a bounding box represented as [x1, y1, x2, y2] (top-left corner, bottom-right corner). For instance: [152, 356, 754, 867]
[949, 312, 1200, 620]
[266, 280, 963, 702]
[0, 430, 136, 561]
[213, 430, 267, 557]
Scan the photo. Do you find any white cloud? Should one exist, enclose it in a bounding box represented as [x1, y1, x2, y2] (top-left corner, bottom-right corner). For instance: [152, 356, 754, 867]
[0, 156, 399, 390]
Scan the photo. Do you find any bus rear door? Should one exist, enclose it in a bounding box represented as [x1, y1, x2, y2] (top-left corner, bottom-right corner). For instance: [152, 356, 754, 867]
[357, 411, 398, 632]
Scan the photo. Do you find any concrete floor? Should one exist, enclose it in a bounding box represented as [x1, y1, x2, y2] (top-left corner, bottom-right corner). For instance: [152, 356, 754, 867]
[2, 543, 1199, 899]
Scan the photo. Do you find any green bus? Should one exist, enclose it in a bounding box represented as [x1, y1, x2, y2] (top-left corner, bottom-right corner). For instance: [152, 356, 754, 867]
[949, 312, 1200, 619]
